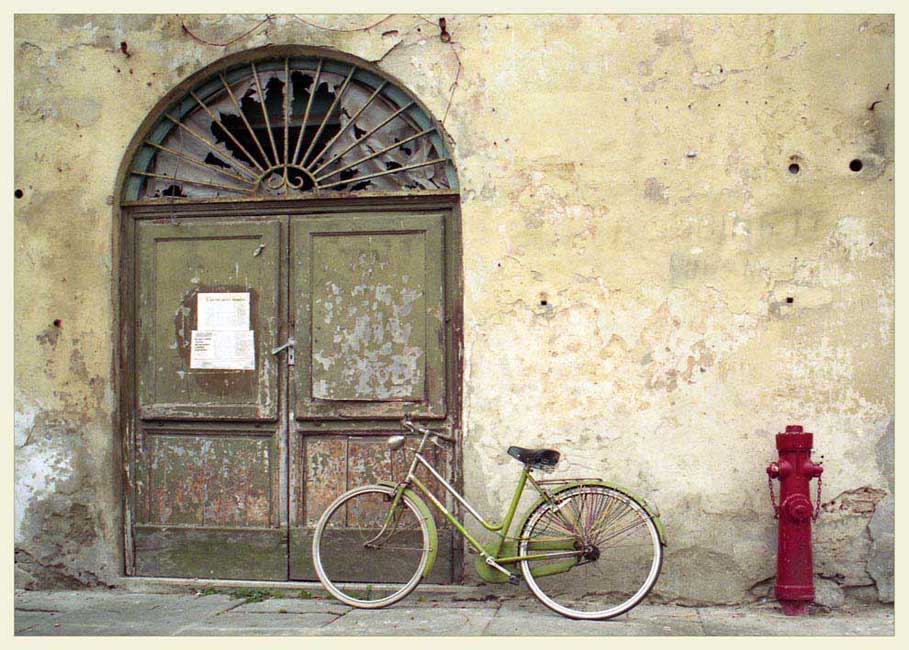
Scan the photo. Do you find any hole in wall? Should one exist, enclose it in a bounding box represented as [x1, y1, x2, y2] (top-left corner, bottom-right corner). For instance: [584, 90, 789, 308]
[786, 297, 794, 304]
[849, 159, 864, 172]
[53, 319, 62, 328]
[788, 163, 800, 175]
[15, 189, 24, 199]
[540, 300, 548, 306]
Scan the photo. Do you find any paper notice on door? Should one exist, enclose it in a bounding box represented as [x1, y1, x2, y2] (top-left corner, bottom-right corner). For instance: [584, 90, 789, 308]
[190, 330, 256, 370]
[197, 293, 250, 331]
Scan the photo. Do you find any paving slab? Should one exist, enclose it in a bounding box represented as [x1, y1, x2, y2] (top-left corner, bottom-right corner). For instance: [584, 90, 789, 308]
[15, 590, 189, 613]
[18, 622, 173, 637]
[14, 610, 63, 635]
[697, 604, 895, 636]
[486, 601, 704, 636]
[322, 605, 496, 636]
[231, 597, 350, 615]
[16, 593, 236, 636]
[178, 611, 343, 636]
[394, 595, 507, 609]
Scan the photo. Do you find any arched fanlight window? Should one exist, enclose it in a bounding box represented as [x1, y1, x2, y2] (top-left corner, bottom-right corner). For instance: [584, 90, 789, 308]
[124, 55, 456, 201]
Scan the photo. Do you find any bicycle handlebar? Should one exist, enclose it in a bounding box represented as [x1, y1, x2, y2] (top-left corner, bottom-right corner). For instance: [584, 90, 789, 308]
[400, 416, 454, 443]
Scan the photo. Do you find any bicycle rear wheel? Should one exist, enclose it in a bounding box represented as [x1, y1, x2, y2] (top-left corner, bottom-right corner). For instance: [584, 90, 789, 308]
[312, 484, 431, 608]
[519, 485, 663, 620]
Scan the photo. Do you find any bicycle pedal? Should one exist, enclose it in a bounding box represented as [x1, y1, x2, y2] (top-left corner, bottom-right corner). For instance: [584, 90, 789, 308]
[508, 574, 520, 586]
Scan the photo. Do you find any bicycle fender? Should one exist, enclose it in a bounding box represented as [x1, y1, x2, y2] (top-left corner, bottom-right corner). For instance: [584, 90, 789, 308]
[521, 480, 668, 546]
[376, 481, 439, 577]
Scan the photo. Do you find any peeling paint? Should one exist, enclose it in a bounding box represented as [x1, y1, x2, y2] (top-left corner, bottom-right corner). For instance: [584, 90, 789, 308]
[14, 404, 40, 448]
[15, 429, 75, 542]
[312, 233, 428, 401]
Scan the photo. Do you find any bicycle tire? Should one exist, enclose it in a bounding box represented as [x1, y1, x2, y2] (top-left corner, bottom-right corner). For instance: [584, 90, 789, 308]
[518, 485, 663, 620]
[312, 484, 431, 608]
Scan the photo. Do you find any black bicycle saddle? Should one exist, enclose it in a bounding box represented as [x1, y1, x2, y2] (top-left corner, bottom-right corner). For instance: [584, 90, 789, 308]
[507, 446, 560, 469]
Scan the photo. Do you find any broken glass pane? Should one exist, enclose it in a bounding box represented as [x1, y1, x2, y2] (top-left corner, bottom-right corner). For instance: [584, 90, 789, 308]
[132, 57, 453, 200]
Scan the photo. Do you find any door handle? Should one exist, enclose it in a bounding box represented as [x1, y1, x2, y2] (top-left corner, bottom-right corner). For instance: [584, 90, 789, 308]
[271, 338, 295, 366]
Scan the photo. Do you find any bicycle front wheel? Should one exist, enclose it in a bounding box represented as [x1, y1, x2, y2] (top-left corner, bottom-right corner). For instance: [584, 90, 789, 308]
[312, 484, 431, 608]
[519, 485, 663, 620]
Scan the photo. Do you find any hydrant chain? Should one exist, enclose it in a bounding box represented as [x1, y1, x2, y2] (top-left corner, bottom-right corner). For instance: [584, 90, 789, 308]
[767, 472, 780, 519]
[813, 476, 823, 521]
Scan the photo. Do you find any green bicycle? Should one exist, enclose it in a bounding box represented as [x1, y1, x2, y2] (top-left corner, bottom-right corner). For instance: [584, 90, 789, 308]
[312, 417, 666, 620]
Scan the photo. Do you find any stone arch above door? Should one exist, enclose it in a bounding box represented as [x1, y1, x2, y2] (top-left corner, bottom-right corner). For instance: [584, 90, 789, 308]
[121, 47, 458, 203]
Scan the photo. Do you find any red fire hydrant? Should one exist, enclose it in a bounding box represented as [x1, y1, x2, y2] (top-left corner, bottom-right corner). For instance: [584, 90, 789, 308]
[766, 425, 824, 616]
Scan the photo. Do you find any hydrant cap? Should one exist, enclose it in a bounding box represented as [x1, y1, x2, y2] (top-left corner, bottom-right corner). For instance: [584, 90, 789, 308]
[776, 427, 813, 451]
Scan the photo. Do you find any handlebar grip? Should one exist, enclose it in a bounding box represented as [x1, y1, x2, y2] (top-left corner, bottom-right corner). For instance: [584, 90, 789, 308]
[430, 430, 455, 443]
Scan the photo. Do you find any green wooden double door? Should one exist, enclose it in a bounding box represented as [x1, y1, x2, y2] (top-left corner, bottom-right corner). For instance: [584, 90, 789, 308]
[128, 209, 457, 581]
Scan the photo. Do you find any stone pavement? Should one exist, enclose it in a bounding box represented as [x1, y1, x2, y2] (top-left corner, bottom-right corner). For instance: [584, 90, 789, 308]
[14, 589, 894, 636]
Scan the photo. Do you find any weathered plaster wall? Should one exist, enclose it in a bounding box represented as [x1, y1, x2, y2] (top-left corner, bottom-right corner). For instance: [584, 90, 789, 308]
[14, 14, 893, 603]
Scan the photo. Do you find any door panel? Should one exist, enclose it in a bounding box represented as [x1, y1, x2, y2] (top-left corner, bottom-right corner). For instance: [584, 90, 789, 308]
[134, 526, 286, 580]
[289, 431, 453, 583]
[136, 220, 280, 420]
[132, 219, 286, 580]
[292, 213, 446, 419]
[299, 437, 348, 528]
[297, 434, 449, 528]
[132, 425, 286, 579]
[138, 432, 275, 527]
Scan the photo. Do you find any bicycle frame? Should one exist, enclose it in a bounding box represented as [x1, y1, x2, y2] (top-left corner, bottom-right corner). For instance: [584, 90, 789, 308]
[314, 420, 666, 618]
[382, 424, 585, 575]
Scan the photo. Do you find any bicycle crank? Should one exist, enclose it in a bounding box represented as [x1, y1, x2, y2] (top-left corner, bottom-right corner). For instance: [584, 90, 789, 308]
[484, 556, 520, 585]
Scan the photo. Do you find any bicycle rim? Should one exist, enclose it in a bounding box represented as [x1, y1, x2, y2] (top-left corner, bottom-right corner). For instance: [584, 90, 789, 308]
[519, 486, 663, 620]
[312, 485, 430, 608]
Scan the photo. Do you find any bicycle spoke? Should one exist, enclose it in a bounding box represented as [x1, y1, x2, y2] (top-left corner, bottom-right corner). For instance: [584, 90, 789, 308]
[313, 486, 430, 608]
[595, 518, 649, 546]
[519, 486, 662, 620]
